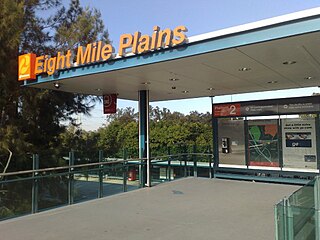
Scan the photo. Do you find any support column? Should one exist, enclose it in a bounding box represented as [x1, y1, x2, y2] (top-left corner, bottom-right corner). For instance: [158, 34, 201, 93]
[139, 90, 150, 187]
[211, 96, 218, 177]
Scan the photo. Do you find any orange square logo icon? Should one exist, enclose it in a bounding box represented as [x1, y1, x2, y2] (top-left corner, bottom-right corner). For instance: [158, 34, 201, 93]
[18, 53, 36, 81]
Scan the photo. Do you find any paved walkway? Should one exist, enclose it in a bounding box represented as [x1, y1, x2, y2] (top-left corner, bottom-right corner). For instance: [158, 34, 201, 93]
[0, 178, 299, 240]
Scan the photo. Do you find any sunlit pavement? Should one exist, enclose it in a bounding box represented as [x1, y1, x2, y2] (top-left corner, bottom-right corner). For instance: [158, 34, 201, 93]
[0, 177, 299, 240]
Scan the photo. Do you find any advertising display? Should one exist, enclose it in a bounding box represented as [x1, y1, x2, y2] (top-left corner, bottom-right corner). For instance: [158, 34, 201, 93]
[282, 118, 317, 169]
[248, 120, 279, 167]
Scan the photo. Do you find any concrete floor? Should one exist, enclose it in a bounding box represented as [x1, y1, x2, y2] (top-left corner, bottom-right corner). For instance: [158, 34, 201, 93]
[0, 177, 299, 240]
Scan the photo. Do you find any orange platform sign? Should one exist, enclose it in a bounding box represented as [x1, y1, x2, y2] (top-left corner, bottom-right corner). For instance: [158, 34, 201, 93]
[213, 104, 241, 117]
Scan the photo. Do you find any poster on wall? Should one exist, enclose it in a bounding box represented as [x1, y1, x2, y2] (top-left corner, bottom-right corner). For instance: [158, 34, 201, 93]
[248, 120, 279, 167]
[282, 119, 317, 169]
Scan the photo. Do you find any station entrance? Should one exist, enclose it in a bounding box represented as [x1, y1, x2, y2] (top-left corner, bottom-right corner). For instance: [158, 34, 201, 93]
[20, 9, 320, 183]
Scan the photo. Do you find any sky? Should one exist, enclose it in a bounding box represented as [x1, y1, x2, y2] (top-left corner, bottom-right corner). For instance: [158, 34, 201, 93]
[75, 0, 320, 130]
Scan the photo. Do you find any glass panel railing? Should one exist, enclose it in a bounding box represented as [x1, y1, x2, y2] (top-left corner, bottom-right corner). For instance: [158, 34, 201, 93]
[38, 174, 68, 211]
[288, 178, 316, 209]
[290, 206, 316, 239]
[74, 169, 100, 203]
[0, 178, 33, 220]
[0, 151, 214, 221]
[275, 176, 320, 240]
[101, 162, 126, 197]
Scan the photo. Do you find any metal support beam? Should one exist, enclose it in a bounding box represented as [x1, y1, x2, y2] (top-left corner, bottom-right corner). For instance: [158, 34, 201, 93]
[68, 151, 74, 205]
[212, 117, 219, 177]
[31, 154, 39, 214]
[98, 150, 104, 198]
[193, 145, 197, 177]
[314, 176, 320, 240]
[123, 148, 128, 192]
[138, 90, 150, 187]
[316, 114, 320, 171]
[211, 96, 218, 177]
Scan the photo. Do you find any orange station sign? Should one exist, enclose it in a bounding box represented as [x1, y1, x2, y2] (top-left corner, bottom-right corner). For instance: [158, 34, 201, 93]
[18, 26, 188, 81]
[18, 53, 36, 81]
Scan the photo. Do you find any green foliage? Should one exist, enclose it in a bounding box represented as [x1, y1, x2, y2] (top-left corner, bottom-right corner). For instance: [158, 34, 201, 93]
[94, 106, 213, 158]
[58, 106, 213, 160]
[0, 0, 109, 218]
[0, 0, 109, 172]
[54, 2, 110, 51]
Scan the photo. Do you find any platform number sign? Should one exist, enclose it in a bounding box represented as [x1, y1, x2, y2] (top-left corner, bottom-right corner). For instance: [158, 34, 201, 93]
[103, 94, 117, 114]
[18, 53, 36, 81]
[213, 103, 241, 117]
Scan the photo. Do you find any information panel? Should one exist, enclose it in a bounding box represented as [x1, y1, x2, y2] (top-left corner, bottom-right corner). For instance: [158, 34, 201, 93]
[213, 96, 320, 117]
[282, 119, 317, 169]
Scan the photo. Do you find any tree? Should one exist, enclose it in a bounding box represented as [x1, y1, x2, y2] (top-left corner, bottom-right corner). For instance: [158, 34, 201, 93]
[95, 107, 213, 159]
[0, 0, 110, 218]
[0, 0, 28, 174]
[0, 0, 110, 172]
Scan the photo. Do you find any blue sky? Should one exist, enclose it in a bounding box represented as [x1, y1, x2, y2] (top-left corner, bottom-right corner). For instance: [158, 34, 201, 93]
[77, 0, 320, 130]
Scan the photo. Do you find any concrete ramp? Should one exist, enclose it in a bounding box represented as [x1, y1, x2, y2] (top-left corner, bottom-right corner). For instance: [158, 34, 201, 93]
[0, 178, 299, 240]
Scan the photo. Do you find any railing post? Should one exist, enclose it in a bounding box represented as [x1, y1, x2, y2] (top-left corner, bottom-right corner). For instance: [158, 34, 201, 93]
[123, 148, 128, 192]
[275, 199, 286, 240]
[208, 147, 213, 179]
[285, 198, 294, 240]
[68, 151, 74, 205]
[31, 154, 39, 214]
[193, 145, 197, 177]
[98, 150, 104, 198]
[168, 147, 171, 181]
[139, 160, 145, 188]
[183, 145, 187, 177]
[314, 176, 320, 239]
[274, 203, 279, 240]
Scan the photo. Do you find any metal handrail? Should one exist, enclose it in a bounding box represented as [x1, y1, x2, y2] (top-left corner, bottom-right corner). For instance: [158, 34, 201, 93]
[0, 159, 139, 178]
[150, 153, 213, 160]
[0, 153, 213, 178]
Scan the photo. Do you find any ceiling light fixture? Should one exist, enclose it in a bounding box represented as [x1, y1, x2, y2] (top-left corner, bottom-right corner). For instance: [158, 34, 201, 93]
[304, 76, 313, 80]
[238, 67, 251, 71]
[207, 87, 215, 91]
[169, 78, 179, 81]
[95, 88, 102, 91]
[141, 82, 150, 85]
[267, 81, 278, 84]
[54, 82, 61, 89]
[283, 61, 296, 65]
[182, 90, 189, 93]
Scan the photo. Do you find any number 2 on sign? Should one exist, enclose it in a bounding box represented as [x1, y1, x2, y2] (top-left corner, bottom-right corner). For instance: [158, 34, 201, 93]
[229, 105, 236, 115]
